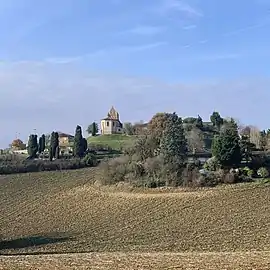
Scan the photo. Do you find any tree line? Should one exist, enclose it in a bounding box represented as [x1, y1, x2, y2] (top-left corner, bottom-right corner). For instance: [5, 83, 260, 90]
[101, 111, 270, 188]
[27, 125, 88, 160]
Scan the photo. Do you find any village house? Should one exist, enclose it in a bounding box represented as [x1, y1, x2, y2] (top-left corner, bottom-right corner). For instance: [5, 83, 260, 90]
[58, 132, 74, 147]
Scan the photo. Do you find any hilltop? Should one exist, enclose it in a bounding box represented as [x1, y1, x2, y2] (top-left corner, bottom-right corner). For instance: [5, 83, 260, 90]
[87, 134, 136, 150]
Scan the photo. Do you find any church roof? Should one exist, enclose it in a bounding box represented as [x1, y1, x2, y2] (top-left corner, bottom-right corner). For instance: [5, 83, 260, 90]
[103, 106, 120, 120]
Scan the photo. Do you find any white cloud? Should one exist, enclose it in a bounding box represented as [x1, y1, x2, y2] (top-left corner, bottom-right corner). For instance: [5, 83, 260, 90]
[160, 0, 203, 18]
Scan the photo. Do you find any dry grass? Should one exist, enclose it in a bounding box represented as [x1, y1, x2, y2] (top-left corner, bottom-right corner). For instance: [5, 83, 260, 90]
[0, 168, 269, 269]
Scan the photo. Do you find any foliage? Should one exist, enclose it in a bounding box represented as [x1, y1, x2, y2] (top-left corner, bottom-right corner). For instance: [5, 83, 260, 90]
[147, 112, 172, 144]
[73, 125, 87, 158]
[185, 127, 204, 152]
[0, 158, 96, 175]
[242, 166, 254, 178]
[11, 139, 26, 150]
[257, 167, 269, 178]
[50, 132, 59, 159]
[196, 115, 203, 129]
[210, 111, 224, 129]
[83, 153, 98, 166]
[132, 135, 159, 161]
[203, 156, 220, 171]
[123, 122, 135, 135]
[240, 135, 256, 165]
[212, 120, 241, 167]
[27, 134, 38, 158]
[183, 117, 197, 124]
[86, 122, 99, 136]
[38, 134, 46, 153]
[160, 113, 187, 163]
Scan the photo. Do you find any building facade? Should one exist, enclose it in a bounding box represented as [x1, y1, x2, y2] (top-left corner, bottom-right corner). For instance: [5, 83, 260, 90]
[101, 106, 123, 135]
[58, 132, 74, 147]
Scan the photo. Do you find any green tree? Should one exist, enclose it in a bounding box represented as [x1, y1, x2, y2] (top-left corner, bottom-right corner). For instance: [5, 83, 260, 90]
[86, 122, 99, 136]
[212, 120, 241, 167]
[49, 132, 59, 159]
[73, 125, 87, 157]
[82, 138, 88, 153]
[196, 115, 203, 129]
[210, 111, 224, 129]
[27, 134, 38, 158]
[160, 113, 187, 163]
[38, 134, 46, 153]
[240, 134, 255, 165]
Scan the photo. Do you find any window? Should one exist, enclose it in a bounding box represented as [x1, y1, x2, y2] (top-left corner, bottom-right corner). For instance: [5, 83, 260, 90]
[113, 121, 115, 127]
[106, 121, 109, 127]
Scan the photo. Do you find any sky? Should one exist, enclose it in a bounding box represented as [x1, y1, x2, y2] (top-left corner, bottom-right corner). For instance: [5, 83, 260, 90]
[0, 0, 270, 147]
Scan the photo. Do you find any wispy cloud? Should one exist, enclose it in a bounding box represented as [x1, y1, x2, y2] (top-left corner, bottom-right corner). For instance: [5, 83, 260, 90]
[120, 42, 167, 52]
[160, 0, 203, 18]
[182, 24, 197, 30]
[223, 17, 270, 37]
[33, 42, 167, 65]
[120, 25, 165, 36]
[198, 53, 241, 61]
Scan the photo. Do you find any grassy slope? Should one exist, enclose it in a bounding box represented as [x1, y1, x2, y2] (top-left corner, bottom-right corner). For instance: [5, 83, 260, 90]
[87, 134, 135, 150]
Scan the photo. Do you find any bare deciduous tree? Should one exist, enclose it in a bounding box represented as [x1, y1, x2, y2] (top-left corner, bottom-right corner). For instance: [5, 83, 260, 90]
[185, 127, 204, 152]
[249, 126, 261, 149]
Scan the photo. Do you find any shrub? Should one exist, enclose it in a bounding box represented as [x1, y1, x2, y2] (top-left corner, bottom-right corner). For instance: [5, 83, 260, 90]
[203, 157, 220, 171]
[99, 156, 131, 185]
[223, 172, 237, 184]
[83, 153, 98, 167]
[241, 166, 254, 178]
[0, 158, 95, 175]
[257, 167, 269, 178]
[194, 172, 219, 187]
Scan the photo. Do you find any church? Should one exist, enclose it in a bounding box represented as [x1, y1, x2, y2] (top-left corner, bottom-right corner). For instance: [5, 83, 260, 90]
[100, 106, 123, 135]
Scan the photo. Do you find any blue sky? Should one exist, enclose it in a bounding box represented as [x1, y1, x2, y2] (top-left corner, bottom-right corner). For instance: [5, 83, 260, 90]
[0, 0, 270, 147]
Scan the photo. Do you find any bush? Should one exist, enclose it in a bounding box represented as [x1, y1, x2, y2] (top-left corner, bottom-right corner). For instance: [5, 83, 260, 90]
[203, 157, 220, 171]
[257, 167, 269, 178]
[99, 156, 131, 185]
[223, 172, 237, 184]
[241, 166, 254, 178]
[0, 158, 96, 175]
[194, 172, 220, 187]
[83, 153, 98, 166]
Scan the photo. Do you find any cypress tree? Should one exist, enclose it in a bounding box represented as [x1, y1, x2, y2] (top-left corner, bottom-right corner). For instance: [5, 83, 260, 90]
[82, 138, 88, 153]
[196, 115, 203, 129]
[50, 132, 56, 158]
[73, 125, 83, 157]
[38, 134, 46, 154]
[49, 132, 59, 159]
[73, 125, 87, 157]
[38, 136, 42, 154]
[28, 134, 38, 158]
[41, 134, 46, 152]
